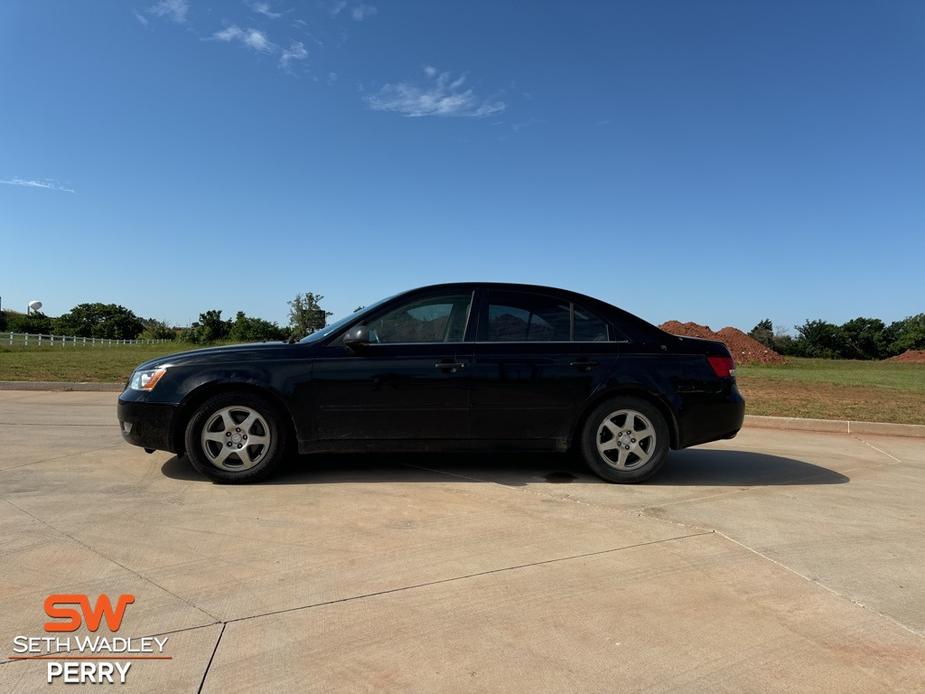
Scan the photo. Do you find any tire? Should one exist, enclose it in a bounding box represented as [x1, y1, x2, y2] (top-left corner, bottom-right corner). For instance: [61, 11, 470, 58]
[580, 396, 670, 483]
[184, 391, 289, 483]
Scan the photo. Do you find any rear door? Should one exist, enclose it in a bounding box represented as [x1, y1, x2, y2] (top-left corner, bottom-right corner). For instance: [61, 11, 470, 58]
[311, 291, 474, 441]
[468, 289, 619, 446]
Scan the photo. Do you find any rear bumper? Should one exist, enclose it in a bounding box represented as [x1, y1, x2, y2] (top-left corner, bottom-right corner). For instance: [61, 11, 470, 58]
[117, 395, 180, 453]
[675, 385, 746, 448]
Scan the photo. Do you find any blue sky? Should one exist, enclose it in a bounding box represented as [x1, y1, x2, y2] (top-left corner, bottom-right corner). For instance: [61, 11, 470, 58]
[1, 0, 923, 332]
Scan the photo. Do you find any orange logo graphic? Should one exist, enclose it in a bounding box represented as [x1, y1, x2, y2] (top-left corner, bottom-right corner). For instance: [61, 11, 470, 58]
[43, 594, 136, 633]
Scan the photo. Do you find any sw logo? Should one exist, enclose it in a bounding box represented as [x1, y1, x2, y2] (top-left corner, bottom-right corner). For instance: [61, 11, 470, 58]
[44, 593, 135, 632]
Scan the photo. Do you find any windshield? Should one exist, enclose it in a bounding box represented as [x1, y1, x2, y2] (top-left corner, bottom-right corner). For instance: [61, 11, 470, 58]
[298, 293, 396, 343]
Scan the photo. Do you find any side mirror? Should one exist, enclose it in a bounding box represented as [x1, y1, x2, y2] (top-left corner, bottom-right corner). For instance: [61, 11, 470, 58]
[343, 324, 371, 349]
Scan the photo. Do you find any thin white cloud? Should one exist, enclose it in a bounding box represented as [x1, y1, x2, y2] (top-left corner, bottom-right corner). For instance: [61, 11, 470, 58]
[279, 41, 308, 68]
[134, 11, 150, 26]
[327, 1, 347, 17]
[511, 118, 540, 133]
[1, 178, 76, 194]
[351, 4, 377, 21]
[213, 25, 274, 53]
[249, 1, 282, 19]
[146, 0, 188, 23]
[367, 68, 506, 118]
[292, 18, 325, 47]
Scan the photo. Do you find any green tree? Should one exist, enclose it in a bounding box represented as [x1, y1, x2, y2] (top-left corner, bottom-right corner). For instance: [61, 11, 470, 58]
[228, 311, 288, 342]
[839, 317, 887, 360]
[888, 313, 925, 355]
[193, 310, 231, 343]
[288, 292, 331, 339]
[794, 319, 846, 359]
[55, 303, 144, 340]
[748, 319, 774, 349]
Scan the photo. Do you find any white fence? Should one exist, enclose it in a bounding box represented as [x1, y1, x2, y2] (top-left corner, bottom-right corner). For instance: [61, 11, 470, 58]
[4, 332, 172, 348]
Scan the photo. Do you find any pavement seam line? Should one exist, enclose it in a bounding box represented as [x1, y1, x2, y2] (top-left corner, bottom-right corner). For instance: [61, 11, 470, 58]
[713, 530, 923, 639]
[852, 436, 903, 464]
[197, 622, 226, 694]
[221, 530, 713, 627]
[1, 497, 222, 624]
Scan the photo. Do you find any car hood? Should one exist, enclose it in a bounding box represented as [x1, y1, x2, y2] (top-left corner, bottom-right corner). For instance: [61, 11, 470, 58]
[133, 341, 296, 371]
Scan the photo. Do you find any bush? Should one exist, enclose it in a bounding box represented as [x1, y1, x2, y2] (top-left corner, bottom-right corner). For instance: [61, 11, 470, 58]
[139, 319, 177, 341]
[4, 311, 55, 335]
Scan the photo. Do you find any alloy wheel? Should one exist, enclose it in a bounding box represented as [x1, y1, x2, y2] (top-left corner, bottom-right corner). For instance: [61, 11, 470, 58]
[596, 409, 656, 471]
[200, 405, 271, 471]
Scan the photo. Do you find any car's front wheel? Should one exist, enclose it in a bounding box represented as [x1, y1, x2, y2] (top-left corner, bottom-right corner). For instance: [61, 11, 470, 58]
[580, 396, 669, 483]
[184, 391, 288, 483]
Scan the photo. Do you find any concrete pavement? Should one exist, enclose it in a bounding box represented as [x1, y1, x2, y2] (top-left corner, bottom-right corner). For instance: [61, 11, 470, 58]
[0, 391, 923, 692]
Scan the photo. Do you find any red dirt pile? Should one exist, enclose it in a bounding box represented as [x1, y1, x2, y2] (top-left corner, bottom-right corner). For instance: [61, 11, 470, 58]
[658, 321, 785, 365]
[888, 350, 925, 364]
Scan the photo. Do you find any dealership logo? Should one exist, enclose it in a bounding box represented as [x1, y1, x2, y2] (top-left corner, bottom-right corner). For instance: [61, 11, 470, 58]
[9, 594, 170, 684]
[44, 594, 135, 632]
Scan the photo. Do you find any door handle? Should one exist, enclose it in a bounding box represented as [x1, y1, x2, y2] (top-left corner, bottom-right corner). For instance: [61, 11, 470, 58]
[434, 361, 466, 372]
[570, 360, 599, 371]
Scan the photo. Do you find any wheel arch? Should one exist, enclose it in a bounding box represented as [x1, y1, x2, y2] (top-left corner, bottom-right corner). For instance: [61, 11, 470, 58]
[570, 386, 680, 451]
[171, 380, 298, 455]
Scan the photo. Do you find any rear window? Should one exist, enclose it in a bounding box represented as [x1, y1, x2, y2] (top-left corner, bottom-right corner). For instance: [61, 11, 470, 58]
[573, 304, 610, 342]
[481, 291, 570, 342]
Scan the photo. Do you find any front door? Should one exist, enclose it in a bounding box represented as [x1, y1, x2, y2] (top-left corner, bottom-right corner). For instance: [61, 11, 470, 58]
[311, 292, 474, 441]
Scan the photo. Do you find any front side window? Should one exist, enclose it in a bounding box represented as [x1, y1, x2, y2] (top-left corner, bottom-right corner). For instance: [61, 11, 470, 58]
[480, 291, 571, 342]
[366, 293, 472, 343]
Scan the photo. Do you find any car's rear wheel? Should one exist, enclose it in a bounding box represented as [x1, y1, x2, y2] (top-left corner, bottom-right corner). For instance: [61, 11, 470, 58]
[184, 391, 288, 483]
[580, 396, 669, 483]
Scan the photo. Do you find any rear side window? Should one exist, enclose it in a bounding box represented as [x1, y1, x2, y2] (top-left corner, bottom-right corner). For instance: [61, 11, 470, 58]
[479, 291, 571, 342]
[574, 304, 611, 342]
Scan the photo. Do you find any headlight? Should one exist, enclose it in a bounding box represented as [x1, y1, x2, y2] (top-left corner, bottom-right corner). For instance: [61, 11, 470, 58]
[128, 367, 168, 391]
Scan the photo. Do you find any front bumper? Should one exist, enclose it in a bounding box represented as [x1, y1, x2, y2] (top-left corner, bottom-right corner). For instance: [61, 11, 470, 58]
[117, 395, 180, 453]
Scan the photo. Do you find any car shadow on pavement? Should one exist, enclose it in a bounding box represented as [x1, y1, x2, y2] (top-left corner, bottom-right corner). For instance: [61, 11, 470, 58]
[160, 448, 848, 487]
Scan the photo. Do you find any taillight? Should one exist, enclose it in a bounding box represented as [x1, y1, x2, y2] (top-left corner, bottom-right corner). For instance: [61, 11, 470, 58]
[707, 355, 736, 378]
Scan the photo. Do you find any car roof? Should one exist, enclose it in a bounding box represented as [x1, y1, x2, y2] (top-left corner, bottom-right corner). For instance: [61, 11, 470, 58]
[398, 282, 655, 331]
[407, 281, 601, 300]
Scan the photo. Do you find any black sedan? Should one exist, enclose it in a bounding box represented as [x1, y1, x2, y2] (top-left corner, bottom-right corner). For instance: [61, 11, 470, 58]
[118, 283, 744, 483]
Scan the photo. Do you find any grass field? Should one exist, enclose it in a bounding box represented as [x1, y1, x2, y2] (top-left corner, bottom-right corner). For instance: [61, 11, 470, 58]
[736, 358, 925, 425]
[1, 345, 923, 424]
[0, 343, 203, 383]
